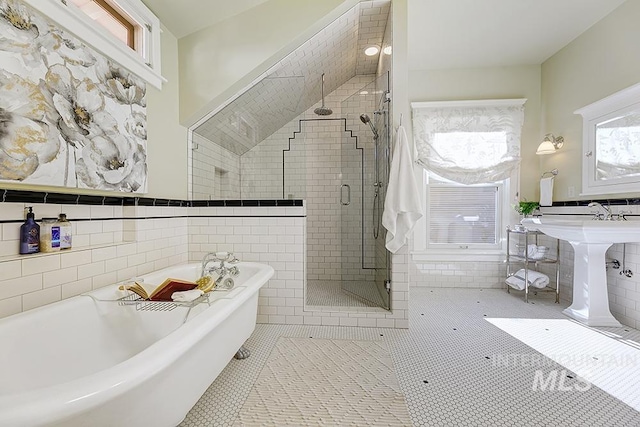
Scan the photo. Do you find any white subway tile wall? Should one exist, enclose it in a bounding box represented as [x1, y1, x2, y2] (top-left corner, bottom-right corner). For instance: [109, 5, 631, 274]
[0, 204, 189, 318]
[0, 201, 408, 328]
[188, 206, 408, 328]
[410, 260, 505, 289]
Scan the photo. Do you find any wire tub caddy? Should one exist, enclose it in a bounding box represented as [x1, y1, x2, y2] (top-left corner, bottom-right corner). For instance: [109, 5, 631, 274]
[84, 283, 242, 325]
[116, 291, 212, 312]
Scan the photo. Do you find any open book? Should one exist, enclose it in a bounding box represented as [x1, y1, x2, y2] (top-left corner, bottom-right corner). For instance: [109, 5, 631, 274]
[121, 278, 198, 301]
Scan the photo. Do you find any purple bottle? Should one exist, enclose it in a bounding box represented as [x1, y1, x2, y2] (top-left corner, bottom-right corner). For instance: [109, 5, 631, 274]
[19, 207, 40, 254]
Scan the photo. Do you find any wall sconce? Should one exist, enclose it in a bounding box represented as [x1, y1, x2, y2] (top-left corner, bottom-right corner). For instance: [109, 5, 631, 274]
[536, 133, 564, 155]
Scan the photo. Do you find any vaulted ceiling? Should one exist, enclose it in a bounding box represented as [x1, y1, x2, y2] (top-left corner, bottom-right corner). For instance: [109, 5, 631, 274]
[189, 1, 391, 155]
[141, 0, 628, 153]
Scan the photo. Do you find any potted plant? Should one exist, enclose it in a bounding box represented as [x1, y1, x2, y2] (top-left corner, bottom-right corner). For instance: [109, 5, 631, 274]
[515, 200, 540, 217]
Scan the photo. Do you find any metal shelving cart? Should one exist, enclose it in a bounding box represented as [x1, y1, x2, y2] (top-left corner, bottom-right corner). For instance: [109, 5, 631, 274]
[506, 225, 560, 303]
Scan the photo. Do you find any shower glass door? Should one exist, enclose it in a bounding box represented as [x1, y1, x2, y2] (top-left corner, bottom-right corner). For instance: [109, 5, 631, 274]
[340, 73, 390, 309]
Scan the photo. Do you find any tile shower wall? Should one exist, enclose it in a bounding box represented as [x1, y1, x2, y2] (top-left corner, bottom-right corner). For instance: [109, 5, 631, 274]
[240, 122, 297, 199]
[187, 206, 408, 328]
[241, 75, 376, 200]
[339, 77, 378, 274]
[0, 204, 189, 318]
[241, 75, 378, 292]
[291, 120, 344, 283]
[191, 133, 241, 200]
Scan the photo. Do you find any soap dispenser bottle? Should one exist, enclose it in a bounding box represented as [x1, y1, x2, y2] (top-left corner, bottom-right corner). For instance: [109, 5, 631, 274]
[20, 207, 40, 254]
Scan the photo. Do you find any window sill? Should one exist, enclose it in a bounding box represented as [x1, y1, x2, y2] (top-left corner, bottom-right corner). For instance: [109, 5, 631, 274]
[411, 251, 505, 263]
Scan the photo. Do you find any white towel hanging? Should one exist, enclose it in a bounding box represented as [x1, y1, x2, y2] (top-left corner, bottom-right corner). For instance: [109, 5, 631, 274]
[540, 177, 554, 206]
[382, 125, 423, 253]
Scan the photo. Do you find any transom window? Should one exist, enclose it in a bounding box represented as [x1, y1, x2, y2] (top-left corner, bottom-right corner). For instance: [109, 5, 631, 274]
[25, 0, 164, 88]
[70, 0, 136, 50]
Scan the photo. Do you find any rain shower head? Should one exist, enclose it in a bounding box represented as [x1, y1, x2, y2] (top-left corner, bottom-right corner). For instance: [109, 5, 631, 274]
[360, 114, 378, 139]
[314, 73, 333, 116]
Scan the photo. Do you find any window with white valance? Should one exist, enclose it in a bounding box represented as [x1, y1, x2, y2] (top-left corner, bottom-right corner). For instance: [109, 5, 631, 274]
[411, 99, 525, 259]
[411, 99, 526, 185]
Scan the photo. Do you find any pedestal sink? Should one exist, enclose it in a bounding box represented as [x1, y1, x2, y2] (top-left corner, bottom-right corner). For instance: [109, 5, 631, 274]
[521, 217, 640, 327]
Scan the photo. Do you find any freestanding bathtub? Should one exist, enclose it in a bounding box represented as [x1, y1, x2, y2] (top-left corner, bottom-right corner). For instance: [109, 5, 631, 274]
[0, 261, 274, 427]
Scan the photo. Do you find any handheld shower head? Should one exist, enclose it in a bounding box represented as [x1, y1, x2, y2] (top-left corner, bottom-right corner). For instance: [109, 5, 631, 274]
[360, 114, 378, 139]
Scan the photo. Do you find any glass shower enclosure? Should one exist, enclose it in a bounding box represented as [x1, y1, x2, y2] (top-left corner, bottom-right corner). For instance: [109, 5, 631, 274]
[281, 73, 391, 309]
[340, 72, 391, 309]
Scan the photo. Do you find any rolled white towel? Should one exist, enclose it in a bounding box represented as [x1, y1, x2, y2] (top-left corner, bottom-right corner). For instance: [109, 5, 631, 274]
[526, 244, 539, 258]
[171, 289, 204, 302]
[506, 269, 550, 290]
[525, 244, 549, 260]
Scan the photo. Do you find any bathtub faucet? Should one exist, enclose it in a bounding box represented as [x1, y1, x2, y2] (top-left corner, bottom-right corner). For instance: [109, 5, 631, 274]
[201, 252, 240, 281]
[201, 252, 219, 278]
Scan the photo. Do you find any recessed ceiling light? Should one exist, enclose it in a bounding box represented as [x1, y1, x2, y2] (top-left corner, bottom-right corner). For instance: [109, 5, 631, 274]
[383, 45, 392, 55]
[364, 45, 380, 56]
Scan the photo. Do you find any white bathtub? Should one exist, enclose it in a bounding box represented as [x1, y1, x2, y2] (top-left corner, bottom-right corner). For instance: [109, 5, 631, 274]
[0, 261, 274, 427]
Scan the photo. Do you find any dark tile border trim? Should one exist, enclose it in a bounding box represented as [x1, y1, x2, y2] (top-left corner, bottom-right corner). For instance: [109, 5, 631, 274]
[0, 189, 302, 208]
[550, 198, 640, 207]
[0, 215, 306, 224]
[5, 190, 637, 210]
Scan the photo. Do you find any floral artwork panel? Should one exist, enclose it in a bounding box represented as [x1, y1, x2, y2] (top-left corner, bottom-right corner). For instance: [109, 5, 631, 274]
[0, 0, 147, 193]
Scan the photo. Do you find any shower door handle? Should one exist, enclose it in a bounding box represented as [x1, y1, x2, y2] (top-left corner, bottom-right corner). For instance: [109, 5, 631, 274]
[340, 184, 351, 206]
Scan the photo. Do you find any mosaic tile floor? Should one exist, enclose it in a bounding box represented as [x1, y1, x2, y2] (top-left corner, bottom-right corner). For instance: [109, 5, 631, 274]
[181, 288, 640, 426]
[233, 337, 412, 426]
[306, 279, 385, 308]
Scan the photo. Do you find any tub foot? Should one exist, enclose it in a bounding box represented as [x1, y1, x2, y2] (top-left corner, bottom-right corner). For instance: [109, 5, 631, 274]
[234, 345, 251, 359]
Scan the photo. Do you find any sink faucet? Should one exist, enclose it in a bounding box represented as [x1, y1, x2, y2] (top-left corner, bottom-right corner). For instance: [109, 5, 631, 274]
[588, 202, 612, 220]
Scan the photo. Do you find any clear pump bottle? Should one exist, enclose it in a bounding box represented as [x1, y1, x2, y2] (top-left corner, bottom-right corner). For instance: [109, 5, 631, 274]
[40, 218, 61, 253]
[57, 213, 72, 250]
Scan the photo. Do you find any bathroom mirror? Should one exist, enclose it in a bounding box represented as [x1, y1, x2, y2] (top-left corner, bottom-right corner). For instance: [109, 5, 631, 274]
[575, 82, 640, 195]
